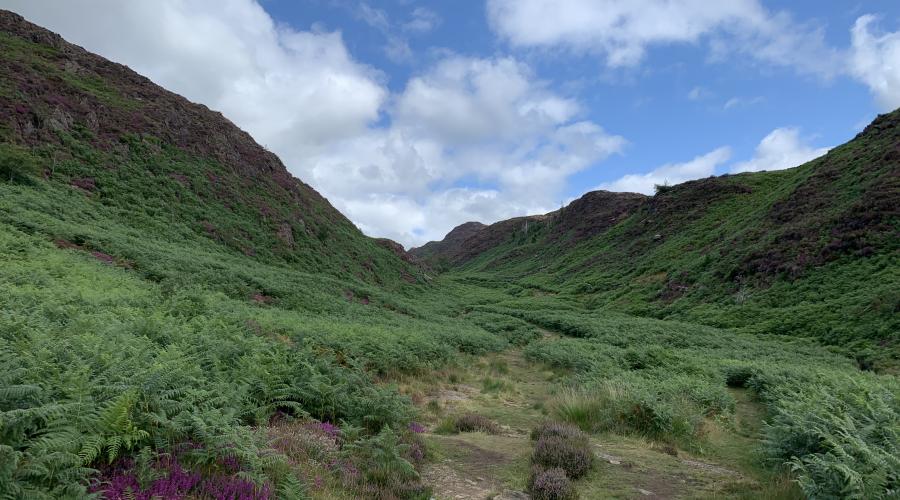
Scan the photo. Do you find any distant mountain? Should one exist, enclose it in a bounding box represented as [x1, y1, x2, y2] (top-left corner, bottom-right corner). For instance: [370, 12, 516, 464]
[0, 10, 420, 288]
[410, 191, 646, 269]
[413, 112, 900, 365]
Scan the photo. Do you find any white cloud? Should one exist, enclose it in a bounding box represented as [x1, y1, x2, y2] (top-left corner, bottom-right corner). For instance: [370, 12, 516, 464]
[13, 0, 617, 247]
[395, 57, 581, 145]
[688, 86, 712, 100]
[312, 56, 626, 245]
[850, 15, 900, 110]
[356, 2, 390, 32]
[598, 147, 731, 195]
[354, 2, 417, 64]
[3, 0, 386, 167]
[597, 127, 829, 196]
[487, 0, 841, 77]
[384, 35, 413, 63]
[723, 95, 765, 110]
[404, 7, 441, 34]
[731, 128, 829, 173]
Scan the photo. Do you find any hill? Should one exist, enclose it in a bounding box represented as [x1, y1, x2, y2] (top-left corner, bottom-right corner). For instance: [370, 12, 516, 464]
[1, 10, 897, 500]
[413, 117, 900, 369]
[0, 10, 420, 289]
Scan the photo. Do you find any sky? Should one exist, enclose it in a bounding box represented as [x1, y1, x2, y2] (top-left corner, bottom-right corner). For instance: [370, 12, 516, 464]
[3, 1, 900, 247]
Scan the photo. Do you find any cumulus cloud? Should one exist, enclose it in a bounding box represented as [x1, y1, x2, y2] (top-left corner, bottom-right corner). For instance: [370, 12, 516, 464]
[598, 126, 829, 195]
[4, 0, 629, 247]
[313, 57, 625, 244]
[731, 128, 829, 173]
[3, 0, 386, 167]
[487, 0, 841, 77]
[850, 15, 900, 110]
[395, 57, 580, 144]
[598, 147, 732, 195]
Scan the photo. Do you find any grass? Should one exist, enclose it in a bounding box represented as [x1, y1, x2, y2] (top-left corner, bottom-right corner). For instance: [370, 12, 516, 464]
[437, 125, 900, 372]
[0, 23, 897, 499]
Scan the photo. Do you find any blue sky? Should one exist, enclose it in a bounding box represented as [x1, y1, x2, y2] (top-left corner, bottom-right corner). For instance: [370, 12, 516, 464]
[5, 0, 900, 246]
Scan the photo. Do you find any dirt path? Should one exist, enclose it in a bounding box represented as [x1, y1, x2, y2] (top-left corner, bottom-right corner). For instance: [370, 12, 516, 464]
[397, 348, 767, 499]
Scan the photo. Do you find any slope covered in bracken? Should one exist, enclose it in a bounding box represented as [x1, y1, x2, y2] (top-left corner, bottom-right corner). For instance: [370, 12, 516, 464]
[0, 10, 419, 288]
[1, 10, 898, 500]
[415, 113, 899, 369]
[0, 11, 490, 499]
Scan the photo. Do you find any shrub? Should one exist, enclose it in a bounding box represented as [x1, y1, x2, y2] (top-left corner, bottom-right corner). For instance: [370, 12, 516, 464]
[532, 436, 594, 479]
[549, 382, 706, 447]
[623, 346, 675, 370]
[722, 363, 757, 388]
[340, 426, 431, 499]
[653, 182, 673, 194]
[530, 421, 586, 442]
[465, 312, 542, 346]
[451, 413, 500, 434]
[527, 466, 578, 500]
[0, 144, 41, 184]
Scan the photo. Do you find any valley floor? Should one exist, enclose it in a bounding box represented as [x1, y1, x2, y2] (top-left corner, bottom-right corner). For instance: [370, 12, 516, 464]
[1, 223, 896, 499]
[395, 340, 799, 499]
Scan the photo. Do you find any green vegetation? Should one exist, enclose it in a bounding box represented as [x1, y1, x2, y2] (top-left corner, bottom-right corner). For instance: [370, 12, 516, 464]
[0, 16, 898, 499]
[457, 297, 899, 498]
[423, 116, 899, 372]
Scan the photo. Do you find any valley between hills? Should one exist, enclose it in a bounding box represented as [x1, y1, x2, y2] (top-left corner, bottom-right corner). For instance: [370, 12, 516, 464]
[0, 9, 897, 500]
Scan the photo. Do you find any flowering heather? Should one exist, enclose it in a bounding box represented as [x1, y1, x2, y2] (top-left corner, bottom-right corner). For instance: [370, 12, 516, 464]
[453, 413, 500, 434]
[220, 454, 242, 473]
[328, 457, 361, 482]
[92, 455, 201, 500]
[530, 421, 587, 442]
[91, 451, 271, 500]
[306, 420, 341, 439]
[200, 476, 272, 500]
[408, 421, 426, 433]
[527, 466, 578, 500]
[532, 436, 594, 479]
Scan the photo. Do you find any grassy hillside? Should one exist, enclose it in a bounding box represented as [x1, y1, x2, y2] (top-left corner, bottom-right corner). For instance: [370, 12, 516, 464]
[416, 116, 899, 371]
[0, 12, 420, 288]
[0, 10, 486, 499]
[1, 10, 897, 500]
